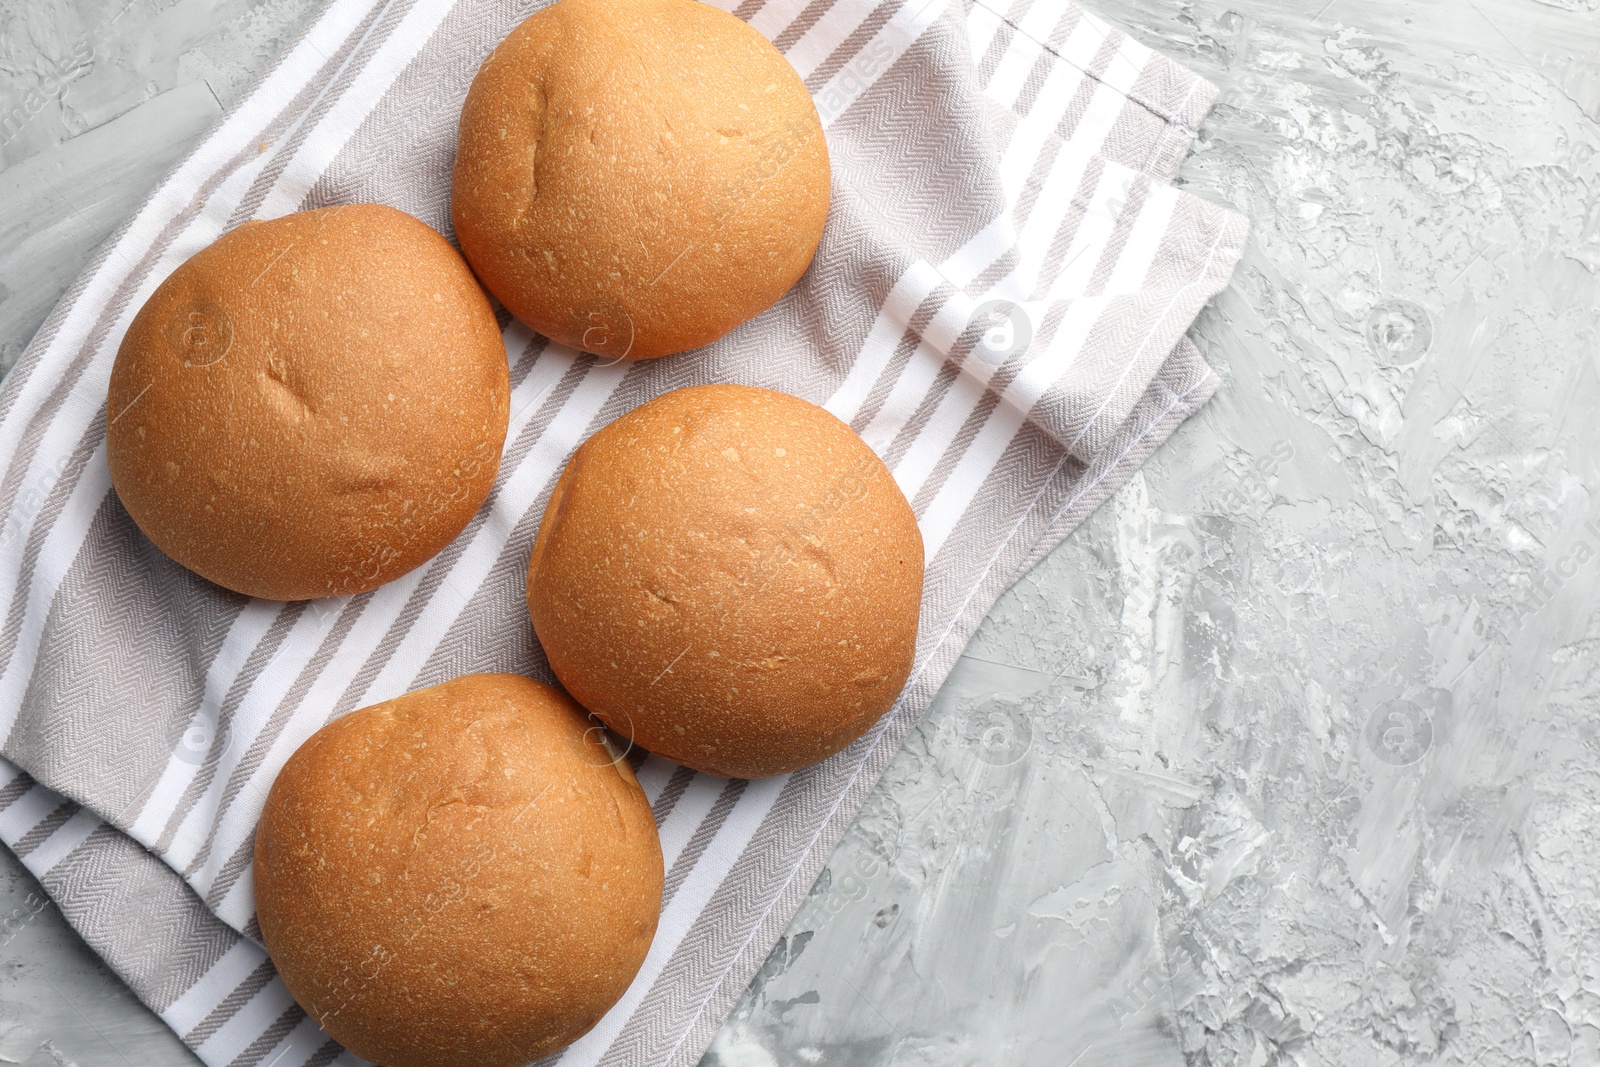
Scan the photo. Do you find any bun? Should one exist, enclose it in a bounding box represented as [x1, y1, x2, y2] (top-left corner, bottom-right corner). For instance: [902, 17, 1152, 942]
[254, 673, 663, 1067]
[106, 204, 509, 601]
[452, 0, 830, 360]
[527, 385, 923, 778]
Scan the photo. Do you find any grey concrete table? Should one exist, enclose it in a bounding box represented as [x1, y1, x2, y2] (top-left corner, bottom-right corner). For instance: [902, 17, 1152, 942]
[3, 0, 1598, 1064]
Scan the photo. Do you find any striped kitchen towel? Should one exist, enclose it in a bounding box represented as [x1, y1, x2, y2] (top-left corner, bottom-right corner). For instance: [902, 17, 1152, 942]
[0, 0, 1245, 1063]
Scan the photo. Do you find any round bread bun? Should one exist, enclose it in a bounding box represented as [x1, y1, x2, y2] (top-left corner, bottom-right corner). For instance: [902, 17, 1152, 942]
[106, 204, 510, 601]
[527, 385, 923, 778]
[254, 673, 663, 1067]
[452, 0, 830, 361]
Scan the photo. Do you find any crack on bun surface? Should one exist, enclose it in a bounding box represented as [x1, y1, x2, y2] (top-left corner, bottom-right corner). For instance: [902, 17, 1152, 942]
[105, 204, 511, 601]
[452, 0, 830, 360]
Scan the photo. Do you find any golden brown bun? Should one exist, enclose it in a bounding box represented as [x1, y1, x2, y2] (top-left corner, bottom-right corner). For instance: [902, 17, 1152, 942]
[254, 673, 663, 1067]
[106, 204, 510, 601]
[452, 0, 830, 360]
[527, 385, 923, 778]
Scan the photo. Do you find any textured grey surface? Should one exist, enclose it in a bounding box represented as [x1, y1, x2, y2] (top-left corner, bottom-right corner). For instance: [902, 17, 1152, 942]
[2, 1, 1598, 1066]
[707, 3, 1600, 1065]
[0, 857, 200, 1065]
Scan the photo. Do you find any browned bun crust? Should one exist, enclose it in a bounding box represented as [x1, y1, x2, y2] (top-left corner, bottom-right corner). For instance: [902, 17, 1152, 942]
[527, 385, 923, 778]
[105, 204, 510, 601]
[451, 0, 830, 361]
[254, 673, 663, 1067]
